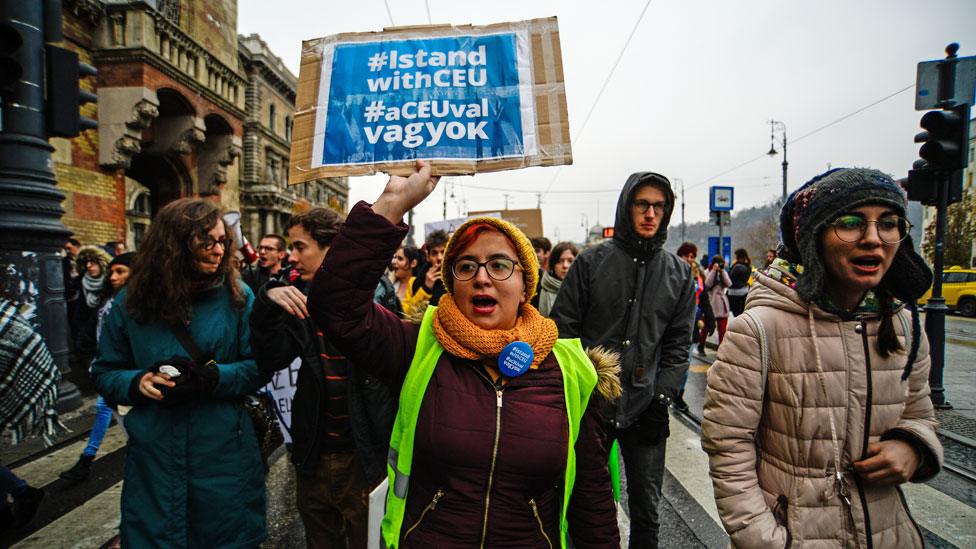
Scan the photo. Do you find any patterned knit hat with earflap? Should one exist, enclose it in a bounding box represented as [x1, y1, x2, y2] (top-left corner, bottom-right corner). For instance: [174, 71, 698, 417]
[778, 167, 932, 379]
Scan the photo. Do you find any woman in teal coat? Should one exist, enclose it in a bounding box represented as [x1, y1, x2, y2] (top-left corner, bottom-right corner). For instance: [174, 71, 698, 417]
[91, 199, 267, 548]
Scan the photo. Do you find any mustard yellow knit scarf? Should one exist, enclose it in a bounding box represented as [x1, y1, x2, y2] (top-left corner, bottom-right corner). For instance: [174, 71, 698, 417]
[433, 294, 558, 370]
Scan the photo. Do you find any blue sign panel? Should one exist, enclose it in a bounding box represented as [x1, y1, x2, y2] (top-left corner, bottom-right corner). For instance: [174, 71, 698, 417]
[322, 34, 523, 166]
[709, 186, 734, 212]
[708, 236, 732, 266]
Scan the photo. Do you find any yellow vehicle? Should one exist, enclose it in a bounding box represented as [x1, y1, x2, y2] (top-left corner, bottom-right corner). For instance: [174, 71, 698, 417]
[917, 266, 976, 317]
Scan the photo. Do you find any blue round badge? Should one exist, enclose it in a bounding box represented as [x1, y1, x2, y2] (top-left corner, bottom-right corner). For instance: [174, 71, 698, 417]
[498, 341, 534, 377]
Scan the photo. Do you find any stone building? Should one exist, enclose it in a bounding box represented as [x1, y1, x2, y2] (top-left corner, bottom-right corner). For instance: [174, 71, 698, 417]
[238, 34, 348, 243]
[55, 0, 346, 250]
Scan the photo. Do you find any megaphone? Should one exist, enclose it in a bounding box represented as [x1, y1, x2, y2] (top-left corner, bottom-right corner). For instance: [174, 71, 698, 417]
[222, 211, 258, 264]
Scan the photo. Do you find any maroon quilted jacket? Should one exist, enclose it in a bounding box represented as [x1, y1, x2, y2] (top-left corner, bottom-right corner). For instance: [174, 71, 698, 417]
[308, 202, 619, 548]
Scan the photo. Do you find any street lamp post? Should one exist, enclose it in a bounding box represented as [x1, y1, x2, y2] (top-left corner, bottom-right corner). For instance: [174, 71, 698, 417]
[767, 120, 788, 200]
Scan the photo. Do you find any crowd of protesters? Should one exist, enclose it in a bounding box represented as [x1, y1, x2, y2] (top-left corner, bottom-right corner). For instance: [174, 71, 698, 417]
[0, 161, 944, 549]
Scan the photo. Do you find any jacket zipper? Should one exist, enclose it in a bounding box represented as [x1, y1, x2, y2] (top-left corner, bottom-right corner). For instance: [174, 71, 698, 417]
[403, 489, 444, 540]
[855, 318, 874, 549]
[479, 387, 504, 548]
[529, 498, 553, 549]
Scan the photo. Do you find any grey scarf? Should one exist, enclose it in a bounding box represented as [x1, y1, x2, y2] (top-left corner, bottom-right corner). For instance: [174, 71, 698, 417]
[82, 273, 105, 309]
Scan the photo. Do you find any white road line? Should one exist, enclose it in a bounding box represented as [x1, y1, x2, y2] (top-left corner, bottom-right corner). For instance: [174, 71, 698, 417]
[11, 481, 122, 549]
[12, 425, 127, 488]
[902, 482, 976, 547]
[665, 415, 722, 526]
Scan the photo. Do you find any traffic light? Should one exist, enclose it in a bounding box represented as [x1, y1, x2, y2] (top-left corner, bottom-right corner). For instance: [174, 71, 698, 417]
[914, 104, 970, 171]
[0, 21, 24, 93]
[907, 103, 970, 206]
[44, 44, 97, 138]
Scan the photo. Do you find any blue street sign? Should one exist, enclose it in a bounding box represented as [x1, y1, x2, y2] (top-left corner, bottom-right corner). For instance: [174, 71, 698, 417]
[709, 186, 734, 212]
[708, 236, 731, 265]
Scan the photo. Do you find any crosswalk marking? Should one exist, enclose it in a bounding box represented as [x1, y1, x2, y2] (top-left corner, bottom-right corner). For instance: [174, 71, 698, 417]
[665, 416, 722, 525]
[12, 426, 127, 489]
[11, 481, 122, 549]
[902, 480, 976, 546]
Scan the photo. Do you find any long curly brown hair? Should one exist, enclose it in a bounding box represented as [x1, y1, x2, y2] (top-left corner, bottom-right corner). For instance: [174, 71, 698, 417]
[126, 198, 245, 324]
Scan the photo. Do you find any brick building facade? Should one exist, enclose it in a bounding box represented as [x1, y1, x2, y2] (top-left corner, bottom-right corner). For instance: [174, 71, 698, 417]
[56, 0, 346, 250]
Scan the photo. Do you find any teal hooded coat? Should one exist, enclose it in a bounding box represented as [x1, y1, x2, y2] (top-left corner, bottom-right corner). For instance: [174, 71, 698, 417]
[91, 283, 267, 548]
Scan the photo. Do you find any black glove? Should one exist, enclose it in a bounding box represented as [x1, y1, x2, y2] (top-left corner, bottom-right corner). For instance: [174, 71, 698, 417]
[633, 397, 671, 446]
[151, 356, 219, 407]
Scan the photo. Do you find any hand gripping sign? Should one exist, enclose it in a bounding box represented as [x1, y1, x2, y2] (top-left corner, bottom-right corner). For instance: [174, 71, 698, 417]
[289, 17, 572, 182]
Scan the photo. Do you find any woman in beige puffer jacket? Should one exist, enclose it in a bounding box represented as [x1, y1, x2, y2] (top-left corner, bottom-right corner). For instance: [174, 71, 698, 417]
[701, 168, 943, 549]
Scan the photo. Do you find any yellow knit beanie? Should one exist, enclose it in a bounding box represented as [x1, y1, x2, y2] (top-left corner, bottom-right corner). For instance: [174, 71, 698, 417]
[441, 216, 539, 300]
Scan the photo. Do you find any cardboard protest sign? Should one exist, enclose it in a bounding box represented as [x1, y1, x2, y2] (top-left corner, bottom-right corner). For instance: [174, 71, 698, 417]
[290, 17, 571, 182]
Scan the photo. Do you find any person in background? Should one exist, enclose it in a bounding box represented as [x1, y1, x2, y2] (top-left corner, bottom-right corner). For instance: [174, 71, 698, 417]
[67, 246, 113, 366]
[727, 248, 752, 317]
[309, 160, 620, 547]
[764, 248, 776, 268]
[537, 241, 578, 317]
[251, 207, 398, 549]
[551, 172, 696, 548]
[0, 297, 62, 533]
[91, 198, 267, 548]
[530, 236, 553, 309]
[402, 230, 449, 316]
[391, 245, 420, 303]
[532, 236, 552, 271]
[674, 241, 703, 411]
[700, 255, 732, 348]
[242, 233, 288, 292]
[702, 168, 942, 548]
[63, 237, 81, 285]
[60, 252, 135, 484]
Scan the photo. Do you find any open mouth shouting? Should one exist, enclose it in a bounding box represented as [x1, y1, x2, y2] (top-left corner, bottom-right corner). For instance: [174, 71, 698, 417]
[849, 254, 883, 275]
[471, 294, 498, 315]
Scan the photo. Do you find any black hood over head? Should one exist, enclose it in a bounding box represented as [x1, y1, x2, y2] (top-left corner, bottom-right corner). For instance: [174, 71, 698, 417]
[612, 172, 675, 259]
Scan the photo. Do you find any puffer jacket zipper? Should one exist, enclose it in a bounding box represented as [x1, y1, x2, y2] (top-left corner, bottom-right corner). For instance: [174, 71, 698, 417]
[854, 317, 874, 549]
[403, 489, 444, 540]
[474, 366, 504, 549]
[529, 498, 554, 549]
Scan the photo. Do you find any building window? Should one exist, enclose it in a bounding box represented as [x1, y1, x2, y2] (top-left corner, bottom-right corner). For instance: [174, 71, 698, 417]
[285, 116, 292, 141]
[269, 104, 276, 133]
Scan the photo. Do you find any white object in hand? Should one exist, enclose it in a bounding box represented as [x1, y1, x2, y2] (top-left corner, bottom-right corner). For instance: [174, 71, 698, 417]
[158, 365, 181, 378]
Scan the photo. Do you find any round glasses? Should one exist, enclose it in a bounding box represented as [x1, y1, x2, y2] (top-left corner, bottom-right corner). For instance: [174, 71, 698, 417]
[829, 215, 912, 244]
[452, 258, 520, 281]
[200, 236, 232, 251]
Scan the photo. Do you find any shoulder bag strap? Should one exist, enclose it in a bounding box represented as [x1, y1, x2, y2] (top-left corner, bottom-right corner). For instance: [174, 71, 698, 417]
[169, 323, 216, 367]
[738, 310, 769, 406]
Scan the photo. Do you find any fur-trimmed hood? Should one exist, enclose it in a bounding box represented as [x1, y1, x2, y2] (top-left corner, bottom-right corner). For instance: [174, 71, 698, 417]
[74, 245, 112, 274]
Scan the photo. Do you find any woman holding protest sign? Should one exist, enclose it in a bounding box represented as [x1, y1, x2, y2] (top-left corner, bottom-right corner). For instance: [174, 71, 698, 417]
[308, 160, 620, 548]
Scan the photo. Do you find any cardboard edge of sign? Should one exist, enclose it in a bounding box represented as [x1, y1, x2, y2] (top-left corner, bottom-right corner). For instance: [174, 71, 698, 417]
[288, 16, 572, 184]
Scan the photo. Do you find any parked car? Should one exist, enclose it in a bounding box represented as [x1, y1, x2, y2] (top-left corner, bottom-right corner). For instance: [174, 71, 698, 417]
[917, 266, 976, 317]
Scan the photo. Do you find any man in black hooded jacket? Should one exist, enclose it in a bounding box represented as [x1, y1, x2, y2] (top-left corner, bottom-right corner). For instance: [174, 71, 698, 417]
[551, 172, 695, 548]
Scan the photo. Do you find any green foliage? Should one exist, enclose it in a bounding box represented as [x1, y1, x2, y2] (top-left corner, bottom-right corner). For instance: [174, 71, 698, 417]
[922, 188, 975, 268]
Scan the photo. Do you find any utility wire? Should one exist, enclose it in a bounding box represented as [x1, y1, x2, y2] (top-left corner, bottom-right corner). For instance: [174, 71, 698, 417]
[424, 0, 432, 24]
[686, 83, 914, 191]
[542, 0, 655, 196]
[383, 0, 395, 26]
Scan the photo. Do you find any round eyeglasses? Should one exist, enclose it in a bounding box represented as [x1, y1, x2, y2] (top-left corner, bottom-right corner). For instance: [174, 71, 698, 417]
[452, 258, 521, 281]
[200, 236, 232, 251]
[829, 215, 912, 244]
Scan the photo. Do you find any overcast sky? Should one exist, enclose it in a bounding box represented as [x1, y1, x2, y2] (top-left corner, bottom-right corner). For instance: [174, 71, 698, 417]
[238, 0, 976, 243]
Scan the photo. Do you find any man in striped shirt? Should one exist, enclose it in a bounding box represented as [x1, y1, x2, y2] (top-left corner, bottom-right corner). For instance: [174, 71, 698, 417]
[251, 207, 398, 549]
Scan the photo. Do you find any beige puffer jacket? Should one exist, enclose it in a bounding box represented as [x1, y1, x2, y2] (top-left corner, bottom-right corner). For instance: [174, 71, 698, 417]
[701, 270, 943, 549]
